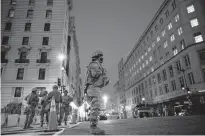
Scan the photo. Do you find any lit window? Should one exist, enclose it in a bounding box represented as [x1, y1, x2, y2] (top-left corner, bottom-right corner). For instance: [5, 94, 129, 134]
[194, 32, 203, 43]
[151, 67, 154, 72]
[173, 46, 178, 56]
[162, 29, 166, 36]
[145, 52, 147, 56]
[148, 47, 151, 52]
[142, 63, 145, 68]
[180, 39, 186, 50]
[190, 18, 199, 27]
[46, 10, 52, 19]
[8, 9, 15, 17]
[152, 42, 155, 47]
[141, 55, 144, 59]
[178, 27, 183, 35]
[149, 56, 152, 61]
[168, 22, 172, 30]
[170, 34, 175, 42]
[140, 66, 142, 71]
[187, 4, 195, 14]
[175, 14, 179, 22]
[10, 0, 16, 5]
[164, 41, 168, 48]
[146, 60, 148, 65]
[157, 36, 160, 42]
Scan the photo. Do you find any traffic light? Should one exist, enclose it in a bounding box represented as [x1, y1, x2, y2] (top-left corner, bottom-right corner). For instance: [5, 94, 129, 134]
[57, 78, 61, 87]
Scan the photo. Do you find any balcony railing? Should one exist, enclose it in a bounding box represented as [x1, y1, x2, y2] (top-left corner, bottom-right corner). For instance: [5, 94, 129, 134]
[36, 59, 50, 63]
[1, 59, 8, 63]
[15, 59, 29, 63]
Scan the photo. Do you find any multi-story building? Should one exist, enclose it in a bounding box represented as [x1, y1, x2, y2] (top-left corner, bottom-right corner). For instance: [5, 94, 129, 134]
[117, 0, 205, 118]
[1, 0, 73, 107]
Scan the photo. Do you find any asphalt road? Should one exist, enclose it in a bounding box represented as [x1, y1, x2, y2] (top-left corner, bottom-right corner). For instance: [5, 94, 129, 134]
[61, 115, 205, 135]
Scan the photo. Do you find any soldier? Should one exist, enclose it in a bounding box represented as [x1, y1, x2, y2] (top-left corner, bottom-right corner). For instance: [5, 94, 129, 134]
[40, 91, 49, 127]
[59, 90, 73, 125]
[84, 50, 110, 134]
[46, 85, 62, 124]
[24, 88, 39, 129]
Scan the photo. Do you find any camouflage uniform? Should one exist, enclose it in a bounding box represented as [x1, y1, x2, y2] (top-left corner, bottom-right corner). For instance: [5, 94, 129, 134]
[24, 88, 39, 129]
[85, 50, 109, 134]
[46, 85, 62, 123]
[59, 90, 73, 125]
[40, 91, 49, 127]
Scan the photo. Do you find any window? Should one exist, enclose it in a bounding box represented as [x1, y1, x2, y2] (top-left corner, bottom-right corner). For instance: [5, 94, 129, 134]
[175, 14, 180, 22]
[17, 68, 24, 80]
[159, 86, 163, 95]
[163, 69, 167, 80]
[157, 36, 160, 42]
[14, 87, 22, 97]
[8, 9, 15, 17]
[25, 23, 31, 31]
[20, 52, 27, 60]
[172, 0, 176, 10]
[171, 80, 176, 91]
[40, 52, 47, 61]
[155, 25, 158, 32]
[2, 36, 9, 45]
[153, 76, 156, 84]
[176, 61, 181, 72]
[173, 46, 178, 56]
[190, 18, 199, 27]
[179, 77, 185, 88]
[169, 66, 174, 77]
[46, 10, 52, 18]
[171, 34, 175, 42]
[22, 37, 29, 45]
[148, 47, 151, 52]
[180, 39, 186, 50]
[184, 55, 191, 68]
[160, 18, 163, 25]
[188, 72, 195, 84]
[42, 37, 49, 45]
[47, 0, 53, 5]
[10, 0, 16, 5]
[5, 22, 12, 30]
[157, 73, 161, 83]
[194, 32, 203, 43]
[166, 52, 170, 58]
[165, 10, 169, 18]
[44, 23, 50, 31]
[164, 84, 169, 93]
[168, 22, 172, 30]
[39, 68, 46, 80]
[27, 10, 33, 18]
[29, 0, 35, 5]
[146, 60, 148, 65]
[187, 4, 195, 14]
[164, 41, 168, 48]
[162, 29, 166, 36]
[178, 27, 183, 35]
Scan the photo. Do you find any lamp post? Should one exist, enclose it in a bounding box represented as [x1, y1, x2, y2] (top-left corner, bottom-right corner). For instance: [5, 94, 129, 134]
[142, 97, 146, 107]
[103, 95, 108, 113]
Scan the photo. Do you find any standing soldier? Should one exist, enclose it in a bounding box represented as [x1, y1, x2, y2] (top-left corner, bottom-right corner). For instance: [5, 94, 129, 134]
[40, 91, 49, 127]
[46, 85, 62, 124]
[59, 90, 73, 125]
[84, 50, 110, 134]
[24, 88, 39, 129]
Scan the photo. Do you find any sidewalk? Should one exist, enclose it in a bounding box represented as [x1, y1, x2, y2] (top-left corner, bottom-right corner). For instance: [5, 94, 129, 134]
[1, 122, 82, 135]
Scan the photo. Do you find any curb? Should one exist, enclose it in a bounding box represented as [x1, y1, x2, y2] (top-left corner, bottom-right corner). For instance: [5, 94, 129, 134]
[52, 122, 82, 135]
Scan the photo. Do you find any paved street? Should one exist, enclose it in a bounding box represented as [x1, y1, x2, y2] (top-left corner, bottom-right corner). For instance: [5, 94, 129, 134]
[61, 115, 205, 135]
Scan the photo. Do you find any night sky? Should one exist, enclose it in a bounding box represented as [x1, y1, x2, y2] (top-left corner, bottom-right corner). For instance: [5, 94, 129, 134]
[72, 0, 164, 99]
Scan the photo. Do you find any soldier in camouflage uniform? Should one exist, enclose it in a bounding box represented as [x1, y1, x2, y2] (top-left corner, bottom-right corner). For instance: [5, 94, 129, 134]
[84, 50, 110, 134]
[59, 90, 73, 125]
[40, 91, 49, 127]
[24, 88, 39, 129]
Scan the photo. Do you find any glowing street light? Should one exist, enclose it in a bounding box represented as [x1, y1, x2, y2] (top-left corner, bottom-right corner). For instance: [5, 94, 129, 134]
[57, 54, 66, 61]
[142, 97, 145, 101]
[103, 95, 108, 104]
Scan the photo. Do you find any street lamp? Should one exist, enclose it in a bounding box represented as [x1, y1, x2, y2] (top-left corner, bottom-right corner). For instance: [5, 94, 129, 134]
[103, 95, 108, 111]
[57, 54, 66, 61]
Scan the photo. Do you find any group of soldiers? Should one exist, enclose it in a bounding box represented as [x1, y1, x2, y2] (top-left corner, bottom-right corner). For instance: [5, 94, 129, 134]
[23, 85, 73, 129]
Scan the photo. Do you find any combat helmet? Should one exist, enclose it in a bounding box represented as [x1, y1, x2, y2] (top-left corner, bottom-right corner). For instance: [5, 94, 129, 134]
[92, 50, 103, 59]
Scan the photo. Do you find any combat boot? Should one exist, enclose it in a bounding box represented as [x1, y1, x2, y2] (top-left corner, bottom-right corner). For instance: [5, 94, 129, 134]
[89, 124, 105, 135]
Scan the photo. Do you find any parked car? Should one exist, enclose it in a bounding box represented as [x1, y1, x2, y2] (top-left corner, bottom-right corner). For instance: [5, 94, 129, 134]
[98, 114, 107, 120]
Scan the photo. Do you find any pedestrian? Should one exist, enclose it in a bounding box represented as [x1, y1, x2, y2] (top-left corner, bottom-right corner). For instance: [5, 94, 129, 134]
[24, 87, 39, 129]
[46, 85, 62, 124]
[40, 91, 49, 127]
[59, 90, 73, 125]
[84, 50, 110, 134]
